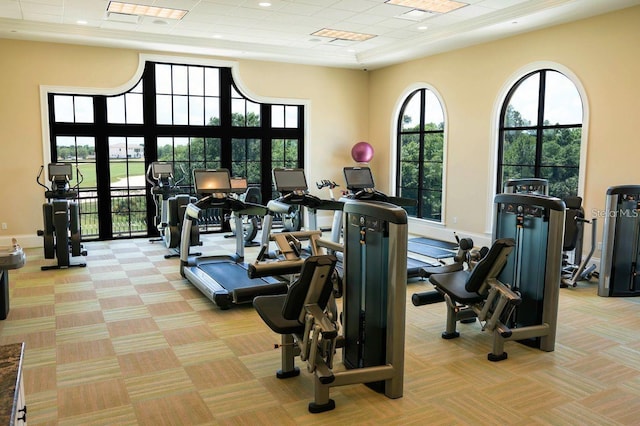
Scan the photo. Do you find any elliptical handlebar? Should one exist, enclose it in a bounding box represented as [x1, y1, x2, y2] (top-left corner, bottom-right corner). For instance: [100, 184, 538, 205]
[37, 163, 81, 200]
[173, 164, 187, 187]
[74, 167, 83, 190]
[146, 162, 185, 196]
[145, 163, 157, 186]
[36, 165, 48, 191]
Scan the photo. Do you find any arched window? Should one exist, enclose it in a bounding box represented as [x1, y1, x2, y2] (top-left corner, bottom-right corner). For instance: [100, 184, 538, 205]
[395, 88, 445, 221]
[497, 69, 583, 198]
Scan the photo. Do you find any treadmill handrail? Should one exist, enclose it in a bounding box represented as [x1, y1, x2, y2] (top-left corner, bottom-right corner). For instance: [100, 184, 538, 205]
[186, 194, 268, 219]
[276, 192, 344, 211]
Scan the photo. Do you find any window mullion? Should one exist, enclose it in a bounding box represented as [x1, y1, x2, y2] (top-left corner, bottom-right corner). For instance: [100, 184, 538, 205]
[417, 89, 426, 218]
[534, 70, 546, 178]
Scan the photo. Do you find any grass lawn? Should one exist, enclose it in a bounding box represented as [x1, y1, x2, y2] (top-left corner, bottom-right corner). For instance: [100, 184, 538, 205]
[76, 159, 146, 187]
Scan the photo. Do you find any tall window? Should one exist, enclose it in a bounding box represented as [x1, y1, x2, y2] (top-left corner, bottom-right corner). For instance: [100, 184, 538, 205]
[47, 61, 304, 240]
[497, 69, 583, 198]
[396, 88, 445, 221]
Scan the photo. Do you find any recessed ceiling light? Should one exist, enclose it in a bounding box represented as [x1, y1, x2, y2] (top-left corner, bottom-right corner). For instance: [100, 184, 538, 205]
[418, 25, 428, 30]
[385, 0, 467, 14]
[76, 20, 88, 25]
[396, 9, 431, 21]
[259, 2, 272, 6]
[107, 1, 188, 20]
[311, 28, 376, 42]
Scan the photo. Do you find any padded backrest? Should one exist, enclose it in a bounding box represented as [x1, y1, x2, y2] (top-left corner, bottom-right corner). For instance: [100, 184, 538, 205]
[282, 255, 338, 322]
[465, 238, 515, 293]
[563, 196, 584, 251]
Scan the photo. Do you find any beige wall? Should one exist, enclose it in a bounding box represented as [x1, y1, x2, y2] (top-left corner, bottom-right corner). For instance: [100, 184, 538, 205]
[1, 5, 639, 250]
[368, 5, 640, 247]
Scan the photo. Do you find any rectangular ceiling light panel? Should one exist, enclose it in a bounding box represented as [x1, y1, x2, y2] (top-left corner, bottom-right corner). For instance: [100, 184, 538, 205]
[385, 0, 468, 14]
[311, 28, 376, 42]
[107, 1, 188, 20]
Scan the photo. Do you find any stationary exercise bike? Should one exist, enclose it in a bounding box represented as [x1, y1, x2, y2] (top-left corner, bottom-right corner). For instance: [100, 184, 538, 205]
[146, 162, 201, 259]
[37, 163, 87, 270]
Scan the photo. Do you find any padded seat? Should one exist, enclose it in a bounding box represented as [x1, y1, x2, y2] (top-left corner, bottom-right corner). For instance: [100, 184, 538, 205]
[427, 237, 521, 361]
[429, 238, 515, 304]
[254, 254, 338, 335]
[429, 270, 483, 304]
[253, 295, 305, 335]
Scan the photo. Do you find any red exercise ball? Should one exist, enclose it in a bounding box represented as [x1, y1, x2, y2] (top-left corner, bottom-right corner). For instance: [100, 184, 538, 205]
[351, 141, 374, 163]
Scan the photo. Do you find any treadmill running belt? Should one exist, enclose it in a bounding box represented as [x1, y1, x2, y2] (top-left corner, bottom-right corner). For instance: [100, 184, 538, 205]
[199, 262, 280, 291]
[409, 237, 458, 250]
[407, 256, 439, 278]
[408, 241, 454, 259]
[407, 257, 438, 269]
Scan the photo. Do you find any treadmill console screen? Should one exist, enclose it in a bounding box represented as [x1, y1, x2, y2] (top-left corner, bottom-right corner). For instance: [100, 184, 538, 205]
[344, 167, 375, 190]
[193, 169, 232, 194]
[48, 163, 73, 181]
[151, 162, 174, 179]
[273, 168, 308, 192]
[230, 177, 248, 194]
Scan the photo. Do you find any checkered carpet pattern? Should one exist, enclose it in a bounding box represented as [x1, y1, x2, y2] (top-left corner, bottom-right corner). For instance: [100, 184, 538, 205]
[1, 234, 640, 425]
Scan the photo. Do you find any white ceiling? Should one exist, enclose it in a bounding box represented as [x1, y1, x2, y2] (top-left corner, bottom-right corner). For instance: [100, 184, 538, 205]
[0, 0, 639, 70]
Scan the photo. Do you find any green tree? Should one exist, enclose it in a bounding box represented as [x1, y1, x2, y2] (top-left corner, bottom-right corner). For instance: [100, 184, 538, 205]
[501, 105, 581, 199]
[398, 117, 443, 220]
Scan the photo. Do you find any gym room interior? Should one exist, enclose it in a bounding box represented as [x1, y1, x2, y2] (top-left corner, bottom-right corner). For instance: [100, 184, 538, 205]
[1, 0, 640, 424]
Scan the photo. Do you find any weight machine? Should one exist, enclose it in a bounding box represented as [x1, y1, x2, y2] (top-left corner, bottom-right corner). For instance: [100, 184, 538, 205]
[254, 200, 407, 412]
[598, 185, 640, 297]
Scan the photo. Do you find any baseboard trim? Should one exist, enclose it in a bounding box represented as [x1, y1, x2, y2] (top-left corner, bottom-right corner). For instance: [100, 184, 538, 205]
[1, 234, 42, 249]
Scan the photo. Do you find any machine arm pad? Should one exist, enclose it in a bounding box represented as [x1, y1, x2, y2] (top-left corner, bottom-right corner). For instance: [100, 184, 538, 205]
[305, 304, 338, 340]
[248, 259, 305, 278]
[267, 200, 297, 214]
[486, 278, 522, 305]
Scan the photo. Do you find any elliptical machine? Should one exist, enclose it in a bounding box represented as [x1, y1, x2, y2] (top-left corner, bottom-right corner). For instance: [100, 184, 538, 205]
[37, 163, 87, 270]
[225, 177, 260, 247]
[146, 162, 201, 259]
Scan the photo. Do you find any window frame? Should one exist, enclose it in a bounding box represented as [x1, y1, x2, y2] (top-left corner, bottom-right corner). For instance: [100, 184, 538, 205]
[487, 61, 589, 233]
[394, 85, 447, 224]
[496, 68, 584, 197]
[41, 55, 308, 240]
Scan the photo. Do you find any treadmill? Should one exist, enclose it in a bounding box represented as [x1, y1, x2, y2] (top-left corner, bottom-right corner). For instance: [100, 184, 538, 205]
[179, 169, 288, 309]
[336, 166, 441, 278]
[261, 168, 344, 251]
